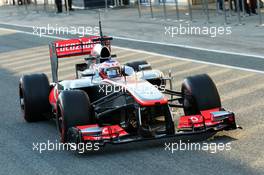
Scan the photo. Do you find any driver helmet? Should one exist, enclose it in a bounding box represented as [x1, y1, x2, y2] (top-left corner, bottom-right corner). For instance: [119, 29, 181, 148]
[99, 60, 121, 79]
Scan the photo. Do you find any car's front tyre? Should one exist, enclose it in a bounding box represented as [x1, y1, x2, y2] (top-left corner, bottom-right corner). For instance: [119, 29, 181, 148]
[181, 74, 221, 115]
[56, 90, 92, 143]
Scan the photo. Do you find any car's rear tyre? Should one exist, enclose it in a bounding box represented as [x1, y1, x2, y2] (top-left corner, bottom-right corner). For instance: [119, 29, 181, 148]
[56, 90, 92, 143]
[19, 73, 51, 122]
[181, 74, 221, 116]
[125, 60, 151, 72]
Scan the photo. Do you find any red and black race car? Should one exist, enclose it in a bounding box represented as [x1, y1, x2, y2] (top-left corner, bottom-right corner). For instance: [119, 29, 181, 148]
[19, 25, 239, 146]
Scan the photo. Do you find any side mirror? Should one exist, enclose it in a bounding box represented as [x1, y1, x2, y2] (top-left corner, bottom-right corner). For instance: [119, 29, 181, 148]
[122, 66, 135, 76]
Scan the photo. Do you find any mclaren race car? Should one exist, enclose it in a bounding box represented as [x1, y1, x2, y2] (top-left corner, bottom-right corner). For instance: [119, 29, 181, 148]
[19, 24, 239, 146]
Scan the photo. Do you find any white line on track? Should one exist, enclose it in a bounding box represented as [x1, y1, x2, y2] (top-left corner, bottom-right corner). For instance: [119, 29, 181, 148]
[1, 24, 264, 74]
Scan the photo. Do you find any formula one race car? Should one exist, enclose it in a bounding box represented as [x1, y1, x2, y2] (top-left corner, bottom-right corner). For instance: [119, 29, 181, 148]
[19, 23, 239, 146]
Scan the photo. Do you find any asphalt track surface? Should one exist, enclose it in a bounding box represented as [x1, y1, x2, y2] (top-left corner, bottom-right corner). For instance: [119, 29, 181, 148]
[0, 28, 264, 175]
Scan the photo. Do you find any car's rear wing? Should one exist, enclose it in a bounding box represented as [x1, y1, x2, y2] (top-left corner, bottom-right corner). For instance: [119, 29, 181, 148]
[49, 36, 112, 82]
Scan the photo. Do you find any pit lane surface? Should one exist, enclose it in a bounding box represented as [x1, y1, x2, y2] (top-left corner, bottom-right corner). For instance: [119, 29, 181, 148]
[0, 28, 263, 175]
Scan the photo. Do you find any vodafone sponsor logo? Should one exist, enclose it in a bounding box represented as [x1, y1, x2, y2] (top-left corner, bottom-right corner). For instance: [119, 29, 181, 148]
[55, 40, 94, 52]
[54, 38, 97, 56]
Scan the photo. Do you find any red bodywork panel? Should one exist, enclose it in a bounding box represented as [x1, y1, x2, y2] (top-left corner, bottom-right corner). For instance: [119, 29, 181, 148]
[177, 108, 234, 129]
[77, 124, 128, 141]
